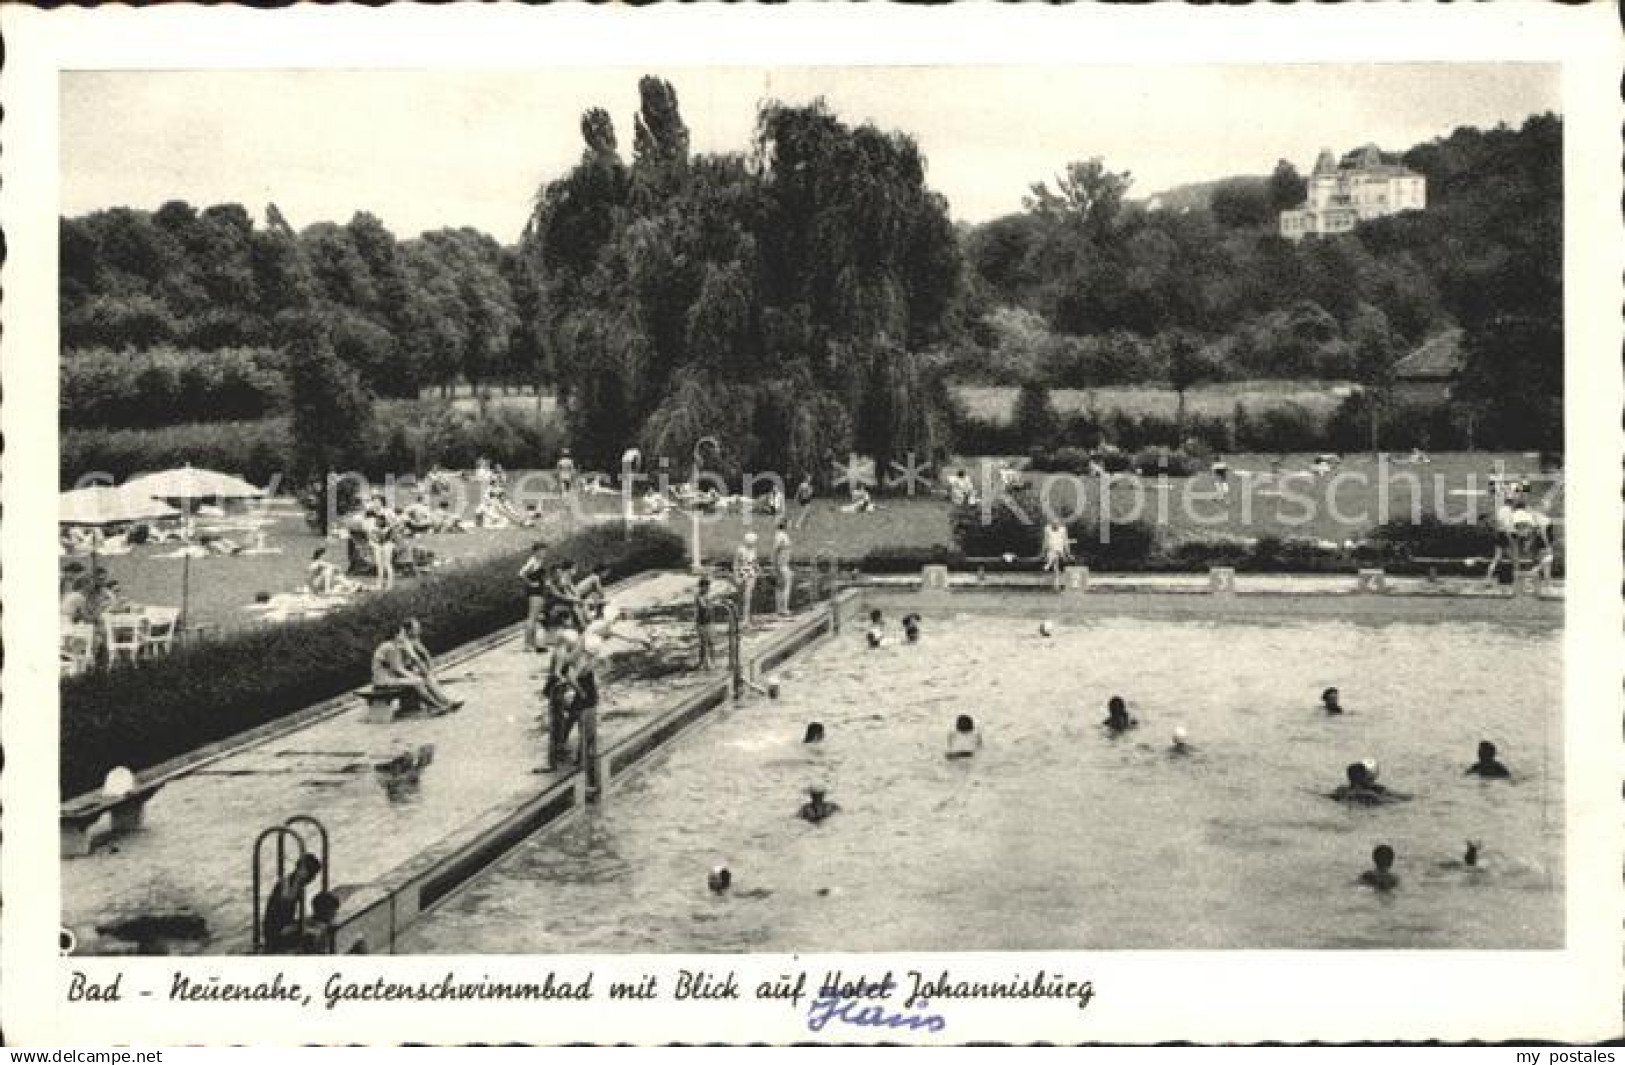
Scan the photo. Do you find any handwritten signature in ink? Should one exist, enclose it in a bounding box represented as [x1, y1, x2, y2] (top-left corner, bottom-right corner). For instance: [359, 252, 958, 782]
[806, 994, 947, 1034]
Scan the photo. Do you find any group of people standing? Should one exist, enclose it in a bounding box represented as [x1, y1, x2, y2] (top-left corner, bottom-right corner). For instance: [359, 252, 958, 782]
[518, 541, 633, 775]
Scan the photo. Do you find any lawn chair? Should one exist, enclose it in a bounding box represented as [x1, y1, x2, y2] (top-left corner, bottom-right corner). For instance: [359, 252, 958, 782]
[61, 623, 95, 676]
[102, 612, 149, 666]
[142, 607, 181, 657]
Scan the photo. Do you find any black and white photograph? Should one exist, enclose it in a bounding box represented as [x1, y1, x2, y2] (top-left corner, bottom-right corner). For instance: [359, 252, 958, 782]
[3, 2, 1620, 1048]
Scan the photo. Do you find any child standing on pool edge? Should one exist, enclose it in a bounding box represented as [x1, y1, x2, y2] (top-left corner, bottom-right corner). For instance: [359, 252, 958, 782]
[693, 576, 715, 670]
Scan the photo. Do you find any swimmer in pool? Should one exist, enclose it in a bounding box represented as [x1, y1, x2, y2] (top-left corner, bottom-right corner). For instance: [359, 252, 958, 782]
[1320, 687, 1344, 715]
[1466, 740, 1511, 779]
[946, 714, 983, 759]
[802, 722, 825, 744]
[798, 786, 840, 824]
[1331, 761, 1410, 805]
[865, 609, 885, 649]
[1169, 726, 1194, 757]
[707, 865, 772, 899]
[1103, 695, 1138, 734]
[902, 613, 922, 644]
[1359, 844, 1399, 891]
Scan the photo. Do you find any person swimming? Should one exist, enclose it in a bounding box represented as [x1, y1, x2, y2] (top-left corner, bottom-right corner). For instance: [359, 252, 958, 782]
[1169, 726, 1193, 757]
[802, 722, 825, 744]
[1359, 844, 1399, 891]
[902, 613, 922, 643]
[865, 609, 885, 649]
[1103, 695, 1138, 733]
[798, 786, 840, 824]
[946, 714, 983, 759]
[708, 865, 732, 894]
[1466, 740, 1511, 779]
[1331, 760, 1410, 805]
[1321, 687, 1344, 715]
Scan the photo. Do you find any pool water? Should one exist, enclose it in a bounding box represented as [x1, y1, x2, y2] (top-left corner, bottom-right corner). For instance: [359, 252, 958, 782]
[406, 612, 1562, 952]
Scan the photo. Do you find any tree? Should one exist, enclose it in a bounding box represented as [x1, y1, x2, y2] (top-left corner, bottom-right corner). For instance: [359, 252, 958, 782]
[1267, 159, 1307, 211]
[1012, 379, 1059, 450]
[1158, 329, 1219, 446]
[286, 316, 374, 534]
[1348, 303, 1400, 454]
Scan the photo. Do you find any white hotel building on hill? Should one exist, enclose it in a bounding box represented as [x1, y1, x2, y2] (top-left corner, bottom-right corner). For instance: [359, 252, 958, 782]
[1279, 145, 1427, 241]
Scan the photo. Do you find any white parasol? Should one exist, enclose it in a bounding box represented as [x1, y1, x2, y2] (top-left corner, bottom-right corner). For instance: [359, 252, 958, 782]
[59, 485, 180, 527]
[125, 464, 266, 503]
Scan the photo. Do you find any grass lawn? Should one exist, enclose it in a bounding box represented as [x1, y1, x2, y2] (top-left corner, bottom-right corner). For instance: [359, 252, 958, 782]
[956, 380, 1351, 423]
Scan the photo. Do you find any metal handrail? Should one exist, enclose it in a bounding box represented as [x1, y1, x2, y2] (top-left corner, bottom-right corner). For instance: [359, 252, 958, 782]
[707, 596, 744, 700]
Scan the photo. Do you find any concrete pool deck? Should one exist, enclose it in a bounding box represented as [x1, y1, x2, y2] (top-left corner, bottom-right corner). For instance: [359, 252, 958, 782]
[61, 570, 829, 954]
[63, 567, 1559, 954]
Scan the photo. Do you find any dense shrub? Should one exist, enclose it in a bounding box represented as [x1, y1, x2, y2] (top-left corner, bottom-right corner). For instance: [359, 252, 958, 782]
[1131, 447, 1199, 477]
[62, 347, 288, 429]
[60, 523, 686, 796]
[952, 489, 1043, 558]
[858, 543, 968, 574]
[1070, 517, 1159, 569]
[1364, 512, 1496, 561]
[61, 404, 568, 489]
[1233, 401, 1328, 453]
[1249, 535, 1349, 572]
[952, 487, 1158, 569]
[1026, 446, 1095, 475]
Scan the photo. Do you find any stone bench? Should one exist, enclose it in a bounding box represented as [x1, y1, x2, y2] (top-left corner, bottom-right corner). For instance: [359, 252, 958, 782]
[61, 780, 165, 858]
[358, 686, 422, 724]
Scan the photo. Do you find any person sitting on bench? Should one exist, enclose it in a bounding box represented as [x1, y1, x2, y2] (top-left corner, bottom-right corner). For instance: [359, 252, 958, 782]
[402, 618, 462, 712]
[371, 622, 454, 715]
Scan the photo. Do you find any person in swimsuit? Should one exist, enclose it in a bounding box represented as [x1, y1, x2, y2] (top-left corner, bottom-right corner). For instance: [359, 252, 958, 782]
[520, 542, 550, 651]
[261, 853, 322, 953]
[946, 714, 982, 759]
[1210, 455, 1231, 500]
[1466, 740, 1511, 779]
[798, 786, 840, 824]
[734, 533, 762, 626]
[1359, 844, 1399, 891]
[1041, 520, 1072, 590]
[693, 576, 715, 669]
[1331, 760, 1410, 804]
[1103, 695, 1138, 733]
[865, 609, 885, 649]
[771, 522, 794, 615]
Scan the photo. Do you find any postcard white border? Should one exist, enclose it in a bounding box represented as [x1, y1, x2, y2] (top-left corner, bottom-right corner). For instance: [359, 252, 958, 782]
[3, 2, 1621, 1046]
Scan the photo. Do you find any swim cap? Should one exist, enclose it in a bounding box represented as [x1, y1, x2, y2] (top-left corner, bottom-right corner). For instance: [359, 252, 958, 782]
[102, 766, 135, 799]
[1038, 620, 1054, 637]
[1361, 758, 1379, 780]
[1173, 726, 1188, 744]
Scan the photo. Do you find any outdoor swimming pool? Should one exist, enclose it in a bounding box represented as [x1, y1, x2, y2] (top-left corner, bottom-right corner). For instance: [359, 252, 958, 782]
[407, 606, 1562, 952]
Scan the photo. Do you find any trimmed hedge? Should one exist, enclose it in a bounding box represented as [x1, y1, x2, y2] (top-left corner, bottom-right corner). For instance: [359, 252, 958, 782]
[952, 487, 1160, 569]
[60, 523, 686, 797]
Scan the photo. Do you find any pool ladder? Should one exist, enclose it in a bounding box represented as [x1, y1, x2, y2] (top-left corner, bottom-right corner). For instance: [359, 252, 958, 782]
[250, 815, 331, 953]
